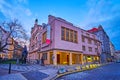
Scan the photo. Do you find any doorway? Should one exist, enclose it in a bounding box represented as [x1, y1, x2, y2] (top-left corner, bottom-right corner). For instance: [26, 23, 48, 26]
[57, 54, 60, 64]
[67, 55, 69, 65]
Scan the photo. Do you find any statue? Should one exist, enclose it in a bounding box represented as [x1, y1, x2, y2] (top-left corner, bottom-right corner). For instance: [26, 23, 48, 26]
[21, 45, 28, 64]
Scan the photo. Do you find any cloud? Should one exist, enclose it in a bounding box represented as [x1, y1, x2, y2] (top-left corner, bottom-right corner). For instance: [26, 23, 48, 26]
[17, 0, 28, 4]
[79, 0, 120, 49]
[80, 0, 120, 29]
[0, 0, 32, 19]
[25, 8, 32, 16]
[0, 0, 32, 46]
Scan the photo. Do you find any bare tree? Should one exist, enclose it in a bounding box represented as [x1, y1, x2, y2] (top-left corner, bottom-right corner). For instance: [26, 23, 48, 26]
[0, 19, 28, 53]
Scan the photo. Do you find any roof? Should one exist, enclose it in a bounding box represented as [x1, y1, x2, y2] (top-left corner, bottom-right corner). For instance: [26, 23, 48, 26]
[87, 28, 99, 33]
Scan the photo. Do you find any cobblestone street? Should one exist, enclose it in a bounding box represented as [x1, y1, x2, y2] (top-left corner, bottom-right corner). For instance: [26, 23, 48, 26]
[57, 63, 120, 80]
[0, 68, 23, 76]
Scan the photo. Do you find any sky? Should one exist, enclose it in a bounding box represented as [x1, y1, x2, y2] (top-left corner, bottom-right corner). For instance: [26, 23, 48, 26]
[0, 0, 120, 50]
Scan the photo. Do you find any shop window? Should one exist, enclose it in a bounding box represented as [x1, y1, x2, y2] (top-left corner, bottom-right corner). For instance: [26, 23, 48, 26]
[42, 53, 47, 60]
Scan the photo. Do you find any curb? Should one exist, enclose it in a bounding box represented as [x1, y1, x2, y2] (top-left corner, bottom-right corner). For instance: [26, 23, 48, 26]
[50, 63, 108, 80]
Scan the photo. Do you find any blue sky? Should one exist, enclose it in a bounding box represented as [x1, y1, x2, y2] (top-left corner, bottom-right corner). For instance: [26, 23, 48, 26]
[0, 0, 120, 50]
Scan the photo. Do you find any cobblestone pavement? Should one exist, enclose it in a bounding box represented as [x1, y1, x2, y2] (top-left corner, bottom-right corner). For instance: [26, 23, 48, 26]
[0, 64, 84, 72]
[57, 63, 120, 80]
[22, 71, 49, 80]
[0, 68, 23, 76]
[0, 69, 57, 80]
[0, 64, 48, 71]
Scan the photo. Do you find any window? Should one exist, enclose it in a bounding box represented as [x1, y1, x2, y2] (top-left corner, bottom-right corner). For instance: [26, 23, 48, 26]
[66, 28, 69, 41]
[42, 32, 47, 43]
[86, 33, 90, 37]
[0, 30, 2, 41]
[36, 37, 37, 41]
[82, 35, 85, 42]
[82, 46, 86, 51]
[70, 30, 73, 42]
[94, 41, 97, 45]
[88, 47, 92, 52]
[42, 53, 47, 60]
[88, 38, 92, 44]
[74, 31, 78, 43]
[92, 35, 95, 39]
[61, 26, 78, 43]
[95, 48, 98, 52]
[61, 27, 65, 40]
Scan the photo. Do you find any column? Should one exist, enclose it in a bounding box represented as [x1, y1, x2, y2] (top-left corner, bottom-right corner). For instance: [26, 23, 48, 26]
[69, 52, 72, 65]
[53, 50, 57, 65]
[81, 54, 84, 65]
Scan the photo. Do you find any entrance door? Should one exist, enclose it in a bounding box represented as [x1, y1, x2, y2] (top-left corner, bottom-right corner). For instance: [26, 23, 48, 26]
[67, 55, 69, 65]
[57, 54, 60, 64]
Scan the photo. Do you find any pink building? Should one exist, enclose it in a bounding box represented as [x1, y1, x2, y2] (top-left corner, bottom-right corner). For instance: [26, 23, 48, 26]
[29, 15, 101, 65]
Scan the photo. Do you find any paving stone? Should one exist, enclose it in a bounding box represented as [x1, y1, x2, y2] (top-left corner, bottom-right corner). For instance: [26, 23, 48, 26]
[0, 73, 27, 80]
[22, 71, 49, 80]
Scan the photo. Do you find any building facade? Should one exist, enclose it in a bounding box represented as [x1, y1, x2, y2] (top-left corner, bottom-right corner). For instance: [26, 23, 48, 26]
[114, 50, 120, 61]
[29, 15, 101, 65]
[0, 26, 14, 59]
[0, 26, 22, 59]
[110, 42, 116, 61]
[13, 41, 23, 59]
[28, 19, 42, 62]
[88, 25, 112, 63]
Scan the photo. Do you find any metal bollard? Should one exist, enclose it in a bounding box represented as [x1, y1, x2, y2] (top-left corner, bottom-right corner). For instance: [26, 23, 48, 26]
[8, 63, 11, 74]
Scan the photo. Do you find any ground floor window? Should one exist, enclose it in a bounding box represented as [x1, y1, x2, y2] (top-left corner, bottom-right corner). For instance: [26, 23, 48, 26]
[42, 53, 47, 60]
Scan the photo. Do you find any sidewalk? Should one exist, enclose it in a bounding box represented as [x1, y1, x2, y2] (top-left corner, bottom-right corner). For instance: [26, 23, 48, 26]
[0, 68, 57, 80]
[0, 64, 47, 71]
[0, 64, 58, 80]
[0, 63, 107, 80]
